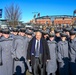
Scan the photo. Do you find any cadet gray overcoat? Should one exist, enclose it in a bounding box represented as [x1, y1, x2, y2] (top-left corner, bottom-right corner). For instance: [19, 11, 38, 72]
[69, 38, 76, 63]
[46, 40, 57, 73]
[69, 38, 76, 75]
[57, 41, 69, 67]
[13, 35, 29, 73]
[0, 45, 2, 63]
[0, 37, 14, 75]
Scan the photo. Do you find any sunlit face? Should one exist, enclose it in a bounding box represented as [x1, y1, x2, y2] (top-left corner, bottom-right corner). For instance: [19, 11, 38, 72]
[65, 32, 70, 36]
[27, 35, 32, 38]
[44, 34, 48, 39]
[61, 37, 66, 41]
[13, 32, 18, 35]
[36, 32, 42, 40]
[0, 33, 2, 37]
[56, 33, 60, 37]
[70, 35, 75, 40]
[49, 37, 54, 41]
[50, 30, 54, 34]
[19, 32, 25, 36]
[3, 34, 9, 38]
[43, 27, 46, 31]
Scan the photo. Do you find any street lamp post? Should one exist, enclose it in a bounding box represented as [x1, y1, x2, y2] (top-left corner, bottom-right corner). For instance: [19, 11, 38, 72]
[32, 12, 40, 24]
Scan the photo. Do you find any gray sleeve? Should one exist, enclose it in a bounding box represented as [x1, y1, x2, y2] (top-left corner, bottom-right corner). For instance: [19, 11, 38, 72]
[73, 41, 76, 52]
[55, 43, 58, 60]
[11, 39, 18, 59]
[26, 37, 31, 42]
[57, 43, 63, 63]
[0, 45, 2, 63]
[70, 48, 76, 62]
[70, 41, 76, 62]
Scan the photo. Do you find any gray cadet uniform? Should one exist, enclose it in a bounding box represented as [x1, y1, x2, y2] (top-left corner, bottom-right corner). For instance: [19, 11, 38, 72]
[0, 45, 2, 64]
[13, 35, 30, 73]
[0, 37, 14, 75]
[46, 40, 57, 75]
[57, 40, 69, 75]
[69, 37, 76, 75]
[69, 38, 76, 63]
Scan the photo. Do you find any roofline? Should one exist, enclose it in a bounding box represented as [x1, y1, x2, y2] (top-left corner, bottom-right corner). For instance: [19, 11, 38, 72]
[35, 15, 76, 19]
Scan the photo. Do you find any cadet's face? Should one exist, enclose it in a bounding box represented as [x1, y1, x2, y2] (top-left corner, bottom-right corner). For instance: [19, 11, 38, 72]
[56, 33, 60, 37]
[50, 31, 54, 34]
[70, 35, 75, 40]
[13, 32, 18, 35]
[44, 34, 48, 38]
[61, 37, 66, 41]
[0, 33, 2, 37]
[36, 32, 42, 40]
[19, 32, 25, 36]
[49, 37, 54, 41]
[43, 27, 46, 30]
[27, 35, 32, 38]
[3, 34, 9, 38]
[65, 32, 70, 36]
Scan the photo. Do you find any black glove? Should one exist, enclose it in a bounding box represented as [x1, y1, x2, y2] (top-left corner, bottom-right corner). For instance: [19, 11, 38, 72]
[20, 57, 25, 62]
[29, 61, 32, 66]
[14, 57, 19, 61]
[0, 62, 3, 66]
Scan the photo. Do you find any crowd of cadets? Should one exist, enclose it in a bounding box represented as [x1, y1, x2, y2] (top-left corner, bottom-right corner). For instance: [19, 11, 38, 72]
[0, 25, 76, 75]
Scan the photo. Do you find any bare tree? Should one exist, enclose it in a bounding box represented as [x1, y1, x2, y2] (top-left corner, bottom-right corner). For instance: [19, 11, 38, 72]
[5, 3, 22, 27]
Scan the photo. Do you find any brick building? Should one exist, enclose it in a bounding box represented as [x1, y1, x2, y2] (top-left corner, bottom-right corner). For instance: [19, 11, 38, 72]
[30, 15, 76, 25]
[54, 17, 73, 25]
[30, 16, 52, 25]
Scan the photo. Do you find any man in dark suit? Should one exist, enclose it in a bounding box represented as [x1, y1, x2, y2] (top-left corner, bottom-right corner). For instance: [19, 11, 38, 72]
[27, 31, 50, 75]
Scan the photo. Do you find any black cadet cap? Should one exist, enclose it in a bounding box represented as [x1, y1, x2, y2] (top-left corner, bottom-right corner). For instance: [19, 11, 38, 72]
[2, 29, 10, 34]
[33, 28, 39, 32]
[26, 32, 33, 35]
[12, 28, 18, 32]
[64, 27, 72, 32]
[28, 28, 33, 31]
[42, 31, 49, 35]
[19, 28, 26, 33]
[70, 31, 76, 35]
[55, 29, 62, 33]
[60, 33, 67, 37]
[25, 29, 33, 35]
[34, 29, 42, 33]
[49, 33, 55, 37]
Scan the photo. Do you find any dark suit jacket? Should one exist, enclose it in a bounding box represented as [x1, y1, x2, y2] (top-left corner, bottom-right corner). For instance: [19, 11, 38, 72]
[27, 37, 50, 67]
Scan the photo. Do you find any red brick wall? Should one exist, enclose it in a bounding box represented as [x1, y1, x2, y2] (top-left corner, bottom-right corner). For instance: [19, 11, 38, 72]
[30, 17, 76, 25]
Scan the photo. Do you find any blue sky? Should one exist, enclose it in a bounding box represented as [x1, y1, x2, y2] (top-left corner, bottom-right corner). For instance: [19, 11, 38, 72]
[0, 0, 76, 22]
